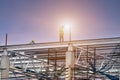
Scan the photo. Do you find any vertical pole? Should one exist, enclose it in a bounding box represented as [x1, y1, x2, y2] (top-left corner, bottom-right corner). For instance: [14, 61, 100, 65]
[66, 44, 74, 80]
[5, 33, 7, 47]
[69, 27, 71, 43]
[94, 48, 96, 80]
[46, 49, 50, 80]
[86, 46, 89, 79]
[118, 46, 120, 80]
[119, 68, 120, 80]
[1, 34, 9, 80]
[54, 50, 57, 80]
[1, 49, 9, 80]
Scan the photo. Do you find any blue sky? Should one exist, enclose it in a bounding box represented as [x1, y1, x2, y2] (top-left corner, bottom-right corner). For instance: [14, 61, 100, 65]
[0, 0, 120, 45]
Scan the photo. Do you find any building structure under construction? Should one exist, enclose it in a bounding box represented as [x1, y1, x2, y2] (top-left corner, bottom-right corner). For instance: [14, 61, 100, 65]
[0, 37, 120, 80]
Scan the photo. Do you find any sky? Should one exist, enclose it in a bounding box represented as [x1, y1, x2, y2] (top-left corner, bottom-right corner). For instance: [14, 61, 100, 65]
[0, 0, 120, 45]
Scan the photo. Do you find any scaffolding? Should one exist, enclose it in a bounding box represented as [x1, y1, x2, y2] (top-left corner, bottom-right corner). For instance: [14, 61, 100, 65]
[0, 37, 120, 80]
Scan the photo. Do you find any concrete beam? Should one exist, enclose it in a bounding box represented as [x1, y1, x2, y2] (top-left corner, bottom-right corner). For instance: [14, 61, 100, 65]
[0, 37, 120, 51]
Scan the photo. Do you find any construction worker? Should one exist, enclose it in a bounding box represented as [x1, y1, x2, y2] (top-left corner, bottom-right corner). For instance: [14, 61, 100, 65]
[30, 39, 35, 44]
[59, 26, 64, 42]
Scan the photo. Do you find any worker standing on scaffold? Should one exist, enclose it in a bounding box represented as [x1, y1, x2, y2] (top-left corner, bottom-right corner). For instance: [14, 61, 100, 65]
[59, 26, 64, 42]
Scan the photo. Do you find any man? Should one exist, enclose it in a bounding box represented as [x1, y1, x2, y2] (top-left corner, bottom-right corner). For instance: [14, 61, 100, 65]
[59, 26, 64, 42]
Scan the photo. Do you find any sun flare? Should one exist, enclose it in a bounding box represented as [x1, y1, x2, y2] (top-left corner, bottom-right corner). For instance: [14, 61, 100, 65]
[63, 23, 71, 31]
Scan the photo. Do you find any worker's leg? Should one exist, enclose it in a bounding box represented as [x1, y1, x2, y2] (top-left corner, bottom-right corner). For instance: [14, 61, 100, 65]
[61, 34, 64, 42]
[60, 35, 62, 42]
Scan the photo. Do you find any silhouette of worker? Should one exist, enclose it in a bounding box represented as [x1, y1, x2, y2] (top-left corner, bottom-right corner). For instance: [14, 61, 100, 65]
[59, 26, 64, 42]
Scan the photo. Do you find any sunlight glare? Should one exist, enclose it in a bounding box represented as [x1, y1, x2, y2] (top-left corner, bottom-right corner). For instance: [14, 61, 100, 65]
[64, 23, 71, 31]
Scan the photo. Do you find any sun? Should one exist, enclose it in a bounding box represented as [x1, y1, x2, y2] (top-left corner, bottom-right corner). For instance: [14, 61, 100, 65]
[63, 23, 71, 31]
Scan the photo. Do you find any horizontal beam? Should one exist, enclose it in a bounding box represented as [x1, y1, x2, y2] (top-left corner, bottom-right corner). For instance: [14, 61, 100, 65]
[48, 56, 65, 60]
[0, 37, 120, 51]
